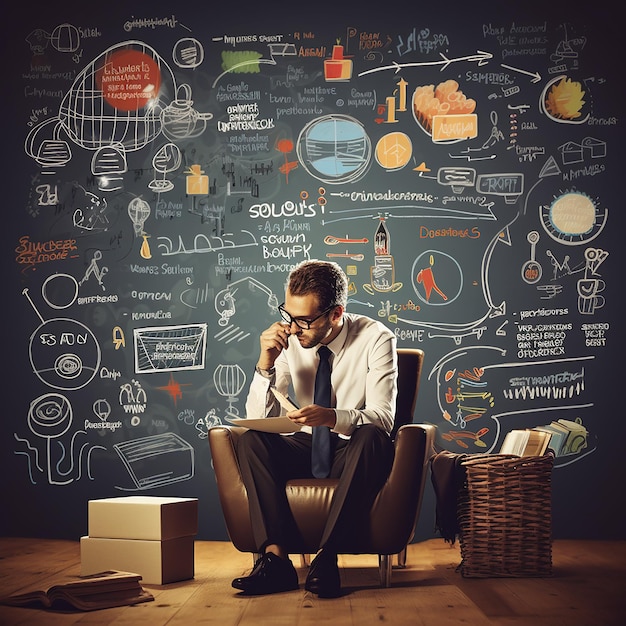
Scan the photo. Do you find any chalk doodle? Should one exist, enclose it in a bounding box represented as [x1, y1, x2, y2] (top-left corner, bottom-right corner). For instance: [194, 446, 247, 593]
[14, 393, 105, 484]
[9, 10, 619, 540]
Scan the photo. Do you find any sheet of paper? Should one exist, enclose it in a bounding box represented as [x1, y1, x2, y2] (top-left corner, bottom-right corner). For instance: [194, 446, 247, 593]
[270, 387, 299, 412]
[226, 417, 301, 433]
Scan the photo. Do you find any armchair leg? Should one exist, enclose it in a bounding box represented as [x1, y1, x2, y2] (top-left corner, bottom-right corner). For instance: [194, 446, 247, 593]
[397, 546, 407, 568]
[378, 554, 392, 587]
[300, 554, 311, 568]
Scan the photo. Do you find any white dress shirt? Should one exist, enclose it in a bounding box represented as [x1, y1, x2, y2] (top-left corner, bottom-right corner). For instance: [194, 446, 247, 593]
[245, 312, 398, 436]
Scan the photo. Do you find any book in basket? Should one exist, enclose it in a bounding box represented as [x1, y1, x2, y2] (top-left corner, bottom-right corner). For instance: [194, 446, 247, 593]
[0, 570, 154, 611]
[499, 428, 552, 457]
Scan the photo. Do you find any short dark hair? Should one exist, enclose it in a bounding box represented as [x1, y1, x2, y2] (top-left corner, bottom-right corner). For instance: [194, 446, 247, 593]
[287, 260, 348, 310]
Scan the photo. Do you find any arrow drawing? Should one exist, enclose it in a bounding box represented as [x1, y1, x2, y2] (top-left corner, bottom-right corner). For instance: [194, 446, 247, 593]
[500, 63, 542, 83]
[358, 50, 493, 76]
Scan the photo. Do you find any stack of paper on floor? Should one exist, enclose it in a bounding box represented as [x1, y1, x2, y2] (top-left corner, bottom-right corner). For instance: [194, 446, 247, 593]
[81, 496, 198, 585]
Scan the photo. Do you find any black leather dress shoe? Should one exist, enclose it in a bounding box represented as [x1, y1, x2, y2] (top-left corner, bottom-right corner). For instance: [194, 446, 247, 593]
[232, 552, 299, 595]
[304, 550, 341, 598]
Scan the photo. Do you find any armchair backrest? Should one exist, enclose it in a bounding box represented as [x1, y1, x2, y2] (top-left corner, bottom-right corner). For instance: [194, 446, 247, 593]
[392, 348, 424, 438]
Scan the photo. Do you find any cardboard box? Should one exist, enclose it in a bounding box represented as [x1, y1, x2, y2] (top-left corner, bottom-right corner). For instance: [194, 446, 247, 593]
[80, 535, 194, 585]
[88, 496, 198, 541]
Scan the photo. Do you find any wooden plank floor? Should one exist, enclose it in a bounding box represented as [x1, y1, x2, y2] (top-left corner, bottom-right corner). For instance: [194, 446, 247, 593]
[0, 537, 624, 625]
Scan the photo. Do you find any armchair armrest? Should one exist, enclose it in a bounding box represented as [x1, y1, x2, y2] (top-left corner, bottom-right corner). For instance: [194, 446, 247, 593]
[208, 426, 256, 552]
[369, 424, 436, 553]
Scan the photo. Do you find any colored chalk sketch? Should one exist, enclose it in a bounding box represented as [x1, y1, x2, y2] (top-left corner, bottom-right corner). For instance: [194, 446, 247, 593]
[412, 251, 462, 306]
[296, 115, 371, 184]
[540, 190, 607, 245]
[375, 132, 412, 171]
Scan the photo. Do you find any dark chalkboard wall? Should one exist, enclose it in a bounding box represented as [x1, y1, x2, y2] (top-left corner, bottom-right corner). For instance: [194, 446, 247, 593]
[2, 1, 623, 542]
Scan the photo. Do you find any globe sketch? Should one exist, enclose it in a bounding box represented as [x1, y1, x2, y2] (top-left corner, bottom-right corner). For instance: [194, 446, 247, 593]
[296, 114, 371, 184]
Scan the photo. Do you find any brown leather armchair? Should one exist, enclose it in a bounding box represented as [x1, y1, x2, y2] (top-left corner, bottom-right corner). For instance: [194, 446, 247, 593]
[208, 348, 435, 587]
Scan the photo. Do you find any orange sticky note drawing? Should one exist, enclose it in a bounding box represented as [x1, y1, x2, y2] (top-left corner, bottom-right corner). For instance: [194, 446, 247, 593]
[324, 45, 352, 81]
[186, 164, 208, 195]
[432, 114, 478, 142]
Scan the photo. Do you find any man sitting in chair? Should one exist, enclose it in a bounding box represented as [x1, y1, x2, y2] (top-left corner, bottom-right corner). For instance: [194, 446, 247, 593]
[232, 260, 397, 597]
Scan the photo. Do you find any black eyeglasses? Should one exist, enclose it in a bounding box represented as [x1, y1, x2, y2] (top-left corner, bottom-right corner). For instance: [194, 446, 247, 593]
[278, 303, 335, 330]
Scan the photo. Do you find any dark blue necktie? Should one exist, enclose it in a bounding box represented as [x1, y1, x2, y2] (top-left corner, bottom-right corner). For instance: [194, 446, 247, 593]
[312, 345, 332, 478]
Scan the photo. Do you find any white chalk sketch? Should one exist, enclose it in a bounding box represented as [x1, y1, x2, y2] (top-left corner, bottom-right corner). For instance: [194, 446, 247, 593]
[127, 197, 151, 237]
[92, 398, 111, 421]
[35, 182, 60, 208]
[213, 364, 247, 417]
[172, 37, 204, 68]
[26, 28, 53, 55]
[79, 250, 108, 289]
[195, 409, 221, 439]
[475, 172, 524, 204]
[24, 288, 101, 390]
[559, 137, 606, 165]
[577, 248, 608, 315]
[113, 432, 194, 490]
[362, 216, 402, 294]
[24, 40, 211, 175]
[133, 324, 207, 373]
[33, 23, 81, 55]
[91, 142, 127, 192]
[42, 273, 79, 309]
[437, 167, 476, 194]
[521, 231, 543, 285]
[550, 22, 585, 65]
[72, 184, 110, 233]
[119, 379, 148, 414]
[156, 230, 258, 256]
[215, 276, 279, 327]
[14, 393, 104, 485]
[357, 49, 492, 77]
[161, 84, 213, 141]
[451, 110, 504, 161]
[325, 168, 499, 224]
[180, 279, 212, 310]
[149, 142, 182, 193]
[214, 325, 251, 344]
[522, 156, 561, 216]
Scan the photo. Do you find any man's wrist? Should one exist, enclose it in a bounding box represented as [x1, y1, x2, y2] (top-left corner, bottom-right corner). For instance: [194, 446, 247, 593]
[255, 365, 275, 379]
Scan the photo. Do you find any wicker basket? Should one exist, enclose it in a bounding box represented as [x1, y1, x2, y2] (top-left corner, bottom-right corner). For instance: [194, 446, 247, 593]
[457, 453, 553, 578]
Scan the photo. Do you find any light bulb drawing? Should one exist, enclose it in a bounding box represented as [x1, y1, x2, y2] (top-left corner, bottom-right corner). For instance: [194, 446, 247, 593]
[127, 196, 151, 237]
[93, 398, 111, 421]
[213, 364, 246, 417]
